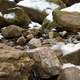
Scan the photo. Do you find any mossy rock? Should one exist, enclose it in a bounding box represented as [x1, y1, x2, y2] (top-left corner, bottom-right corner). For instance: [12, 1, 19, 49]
[0, 7, 31, 27]
[0, 0, 16, 11]
[1, 25, 23, 38]
[53, 10, 80, 32]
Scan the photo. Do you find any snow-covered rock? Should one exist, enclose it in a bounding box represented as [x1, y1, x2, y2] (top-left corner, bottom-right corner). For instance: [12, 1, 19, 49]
[61, 3, 80, 12]
[17, 0, 59, 12]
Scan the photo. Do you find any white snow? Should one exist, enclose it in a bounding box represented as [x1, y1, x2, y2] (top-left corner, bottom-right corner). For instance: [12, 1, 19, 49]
[62, 63, 80, 70]
[51, 42, 65, 51]
[3, 13, 15, 19]
[0, 33, 3, 40]
[61, 43, 80, 55]
[0, 12, 3, 16]
[46, 12, 53, 22]
[28, 21, 41, 29]
[59, 31, 67, 36]
[17, 0, 59, 12]
[61, 3, 80, 12]
[17, 0, 59, 22]
[51, 43, 80, 55]
[9, 0, 14, 2]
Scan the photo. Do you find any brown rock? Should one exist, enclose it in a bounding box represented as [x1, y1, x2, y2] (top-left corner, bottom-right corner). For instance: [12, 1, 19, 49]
[27, 47, 61, 78]
[0, 43, 34, 80]
[16, 36, 26, 46]
[58, 67, 80, 80]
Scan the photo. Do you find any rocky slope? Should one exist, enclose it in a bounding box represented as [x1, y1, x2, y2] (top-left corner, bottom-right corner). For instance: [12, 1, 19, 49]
[0, 0, 80, 80]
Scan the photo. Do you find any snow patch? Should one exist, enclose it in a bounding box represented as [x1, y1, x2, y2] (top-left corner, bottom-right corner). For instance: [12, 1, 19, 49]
[9, 0, 14, 2]
[46, 12, 53, 22]
[51, 43, 80, 55]
[3, 13, 15, 19]
[17, 0, 59, 12]
[29, 21, 41, 29]
[61, 3, 80, 12]
[62, 63, 80, 70]
[61, 43, 80, 55]
[0, 12, 3, 16]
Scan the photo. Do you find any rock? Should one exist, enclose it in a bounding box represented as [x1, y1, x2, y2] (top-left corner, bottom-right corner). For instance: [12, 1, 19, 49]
[58, 63, 80, 80]
[28, 38, 42, 48]
[53, 9, 80, 32]
[28, 21, 42, 36]
[48, 31, 60, 39]
[19, 7, 48, 24]
[16, 36, 26, 46]
[0, 7, 31, 27]
[0, 43, 34, 80]
[62, 0, 80, 6]
[1, 25, 23, 38]
[60, 43, 80, 65]
[0, 0, 16, 11]
[61, 49, 80, 65]
[26, 34, 34, 41]
[27, 47, 61, 78]
[14, 0, 22, 3]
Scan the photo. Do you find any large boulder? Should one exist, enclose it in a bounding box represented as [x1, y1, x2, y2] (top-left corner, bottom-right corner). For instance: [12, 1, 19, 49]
[0, 43, 34, 80]
[0, 7, 31, 27]
[53, 9, 80, 32]
[27, 47, 61, 79]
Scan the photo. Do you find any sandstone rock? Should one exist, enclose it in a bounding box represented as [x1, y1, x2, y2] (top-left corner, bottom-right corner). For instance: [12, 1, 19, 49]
[1, 25, 23, 38]
[27, 47, 61, 78]
[0, 43, 34, 80]
[0, 7, 31, 27]
[16, 36, 26, 46]
[53, 10, 80, 32]
[28, 38, 42, 48]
